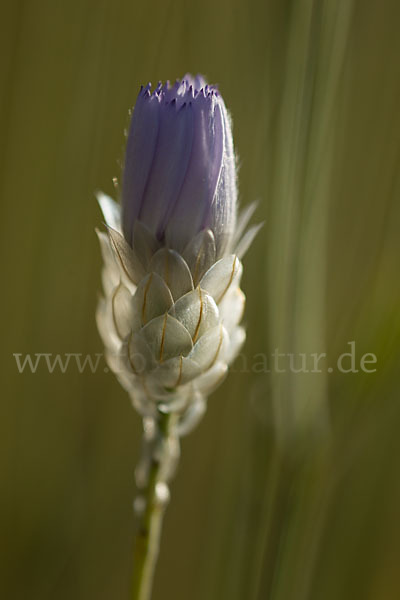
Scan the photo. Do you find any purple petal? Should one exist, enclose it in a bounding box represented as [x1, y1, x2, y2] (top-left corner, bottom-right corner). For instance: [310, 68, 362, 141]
[122, 86, 160, 244]
[165, 93, 224, 251]
[182, 73, 208, 92]
[138, 101, 194, 239]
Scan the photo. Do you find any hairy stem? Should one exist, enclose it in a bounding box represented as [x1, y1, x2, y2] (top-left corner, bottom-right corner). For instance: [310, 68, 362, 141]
[132, 411, 177, 600]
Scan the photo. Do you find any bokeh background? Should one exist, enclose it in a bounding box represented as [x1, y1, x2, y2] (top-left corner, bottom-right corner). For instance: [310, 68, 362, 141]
[2, 0, 400, 598]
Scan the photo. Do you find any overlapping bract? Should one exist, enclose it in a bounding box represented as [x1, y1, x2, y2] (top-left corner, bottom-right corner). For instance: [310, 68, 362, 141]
[96, 192, 260, 435]
[97, 75, 260, 434]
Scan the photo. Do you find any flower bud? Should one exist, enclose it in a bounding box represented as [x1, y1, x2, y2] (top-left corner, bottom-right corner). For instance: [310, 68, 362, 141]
[96, 74, 261, 435]
[122, 75, 237, 256]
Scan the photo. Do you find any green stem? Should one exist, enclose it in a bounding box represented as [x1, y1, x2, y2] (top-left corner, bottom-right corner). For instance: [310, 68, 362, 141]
[132, 412, 175, 600]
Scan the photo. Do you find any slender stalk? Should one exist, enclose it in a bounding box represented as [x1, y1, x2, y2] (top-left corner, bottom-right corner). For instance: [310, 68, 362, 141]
[132, 411, 177, 600]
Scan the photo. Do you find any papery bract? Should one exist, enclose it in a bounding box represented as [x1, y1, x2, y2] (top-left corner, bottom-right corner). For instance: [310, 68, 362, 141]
[96, 74, 261, 434]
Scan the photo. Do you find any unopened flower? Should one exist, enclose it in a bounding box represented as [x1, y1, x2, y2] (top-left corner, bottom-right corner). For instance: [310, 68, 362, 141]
[96, 74, 260, 435]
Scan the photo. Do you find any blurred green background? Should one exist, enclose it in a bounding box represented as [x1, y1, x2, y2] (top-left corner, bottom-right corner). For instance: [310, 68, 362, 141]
[1, 0, 400, 598]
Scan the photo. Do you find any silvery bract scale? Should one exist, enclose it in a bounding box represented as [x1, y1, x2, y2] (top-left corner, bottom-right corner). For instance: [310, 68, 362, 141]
[96, 75, 260, 437]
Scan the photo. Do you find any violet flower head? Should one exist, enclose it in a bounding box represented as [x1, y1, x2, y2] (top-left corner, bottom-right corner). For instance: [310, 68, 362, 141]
[122, 74, 237, 256]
